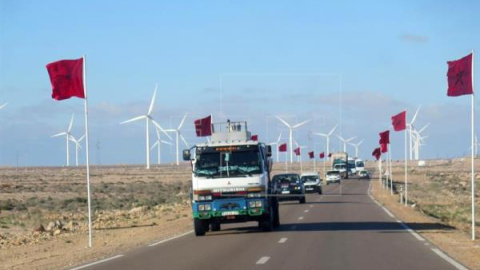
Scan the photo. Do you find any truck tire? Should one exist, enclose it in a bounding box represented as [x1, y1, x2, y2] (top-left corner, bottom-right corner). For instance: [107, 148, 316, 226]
[318, 187, 322, 195]
[299, 196, 306, 204]
[260, 206, 274, 232]
[272, 198, 280, 228]
[194, 218, 207, 236]
[211, 222, 221, 232]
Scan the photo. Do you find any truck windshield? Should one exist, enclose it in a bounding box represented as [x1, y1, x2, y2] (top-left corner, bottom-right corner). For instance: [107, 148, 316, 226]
[194, 149, 262, 178]
[356, 161, 364, 167]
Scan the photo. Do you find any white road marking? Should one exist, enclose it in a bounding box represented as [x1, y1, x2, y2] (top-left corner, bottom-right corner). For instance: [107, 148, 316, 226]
[298, 216, 304, 220]
[304, 209, 309, 213]
[256, 256, 270, 264]
[148, 230, 193, 247]
[381, 206, 395, 218]
[309, 205, 314, 208]
[397, 222, 424, 241]
[431, 248, 468, 270]
[278, 238, 288, 243]
[69, 255, 124, 270]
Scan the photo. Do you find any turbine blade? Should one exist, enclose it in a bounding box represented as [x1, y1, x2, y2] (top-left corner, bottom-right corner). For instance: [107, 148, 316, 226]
[78, 135, 86, 142]
[276, 131, 282, 143]
[178, 113, 188, 130]
[151, 119, 172, 140]
[357, 139, 365, 146]
[328, 124, 338, 136]
[51, 132, 67, 138]
[150, 141, 159, 150]
[147, 84, 158, 115]
[346, 136, 357, 142]
[68, 114, 74, 132]
[312, 132, 327, 137]
[275, 116, 291, 128]
[418, 123, 430, 133]
[180, 134, 189, 148]
[410, 106, 421, 125]
[161, 140, 173, 145]
[292, 119, 310, 129]
[336, 135, 345, 142]
[120, 115, 146, 125]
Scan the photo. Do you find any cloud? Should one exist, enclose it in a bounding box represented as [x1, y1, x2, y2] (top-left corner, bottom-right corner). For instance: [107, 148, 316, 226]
[400, 33, 429, 43]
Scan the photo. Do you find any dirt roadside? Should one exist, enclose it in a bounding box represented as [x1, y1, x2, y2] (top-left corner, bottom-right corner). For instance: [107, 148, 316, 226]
[370, 179, 480, 270]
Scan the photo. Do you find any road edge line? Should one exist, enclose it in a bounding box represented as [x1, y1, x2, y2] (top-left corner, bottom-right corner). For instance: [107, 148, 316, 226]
[148, 230, 193, 247]
[431, 248, 469, 270]
[69, 255, 124, 270]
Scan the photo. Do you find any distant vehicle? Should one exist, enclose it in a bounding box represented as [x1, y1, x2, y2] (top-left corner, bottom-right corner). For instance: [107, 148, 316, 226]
[300, 172, 322, 194]
[358, 170, 370, 179]
[347, 157, 357, 175]
[331, 151, 349, 178]
[272, 173, 306, 204]
[355, 159, 365, 173]
[326, 170, 341, 185]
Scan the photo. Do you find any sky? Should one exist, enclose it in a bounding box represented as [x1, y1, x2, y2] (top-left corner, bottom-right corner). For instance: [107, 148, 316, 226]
[1, 0, 480, 166]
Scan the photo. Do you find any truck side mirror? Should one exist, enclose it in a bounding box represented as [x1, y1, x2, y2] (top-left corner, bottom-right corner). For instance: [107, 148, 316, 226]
[266, 145, 272, 157]
[183, 149, 191, 161]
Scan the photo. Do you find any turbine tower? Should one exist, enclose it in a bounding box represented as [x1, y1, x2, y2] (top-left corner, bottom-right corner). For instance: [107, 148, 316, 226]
[120, 84, 171, 169]
[70, 134, 85, 166]
[412, 123, 429, 160]
[165, 113, 189, 165]
[312, 124, 337, 161]
[408, 106, 421, 161]
[52, 114, 75, 166]
[268, 131, 283, 162]
[348, 139, 364, 158]
[336, 135, 356, 153]
[150, 128, 173, 164]
[275, 116, 310, 163]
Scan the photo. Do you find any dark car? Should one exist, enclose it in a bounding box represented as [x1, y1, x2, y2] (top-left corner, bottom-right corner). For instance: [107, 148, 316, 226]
[272, 173, 306, 204]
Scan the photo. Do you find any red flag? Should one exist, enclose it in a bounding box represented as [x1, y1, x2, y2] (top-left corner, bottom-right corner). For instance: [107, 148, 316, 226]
[379, 130, 390, 144]
[308, 151, 314, 159]
[294, 147, 301, 156]
[194, 115, 212, 137]
[251, 135, 258, 141]
[380, 143, 388, 153]
[372, 148, 381, 161]
[447, 53, 473, 97]
[46, 58, 85, 100]
[319, 152, 325, 159]
[279, 143, 287, 152]
[391, 111, 406, 131]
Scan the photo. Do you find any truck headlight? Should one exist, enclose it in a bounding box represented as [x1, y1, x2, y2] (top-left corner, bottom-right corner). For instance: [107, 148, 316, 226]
[198, 204, 205, 211]
[255, 200, 262, 208]
[248, 201, 256, 208]
[205, 195, 212, 200]
[204, 204, 211, 211]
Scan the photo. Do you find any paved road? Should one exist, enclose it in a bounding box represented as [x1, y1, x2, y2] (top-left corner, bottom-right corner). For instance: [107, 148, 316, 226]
[76, 178, 463, 270]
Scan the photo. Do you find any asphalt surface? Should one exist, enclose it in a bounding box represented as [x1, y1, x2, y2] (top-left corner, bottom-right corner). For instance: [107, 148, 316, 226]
[75, 178, 463, 270]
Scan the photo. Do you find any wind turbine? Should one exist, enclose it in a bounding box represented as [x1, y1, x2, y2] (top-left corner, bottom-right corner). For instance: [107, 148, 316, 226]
[268, 131, 283, 162]
[150, 128, 173, 164]
[120, 84, 171, 169]
[70, 134, 85, 166]
[336, 135, 356, 153]
[165, 113, 189, 165]
[312, 124, 337, 161]
[52, 114, 75, 166]
[348, 139, 364, 158]
[412, 123, 429, 160]
[408, 106, 421, 161]
[275, 116, 310, 163]
[0, 103, 7, 110]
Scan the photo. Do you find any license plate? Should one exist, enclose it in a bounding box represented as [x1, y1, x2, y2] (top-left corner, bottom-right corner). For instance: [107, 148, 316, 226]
[222, 211, 239, 216]
[306, 187, 313, 190]
[282, 190, 290, 194]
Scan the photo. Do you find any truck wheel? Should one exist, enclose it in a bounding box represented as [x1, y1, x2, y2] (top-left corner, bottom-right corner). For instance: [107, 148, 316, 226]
[273, 199, 280, 228]
[260, 206, 274, 232]
[318, 188, 322, 195]
[211, 222, 221, 232]
[194, 218, 207, 236]
[299, 196, 306, 204]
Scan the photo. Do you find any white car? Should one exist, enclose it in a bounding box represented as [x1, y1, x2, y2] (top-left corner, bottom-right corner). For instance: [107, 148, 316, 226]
[300, 172, 322, 194]
[325, 170, 341, 185]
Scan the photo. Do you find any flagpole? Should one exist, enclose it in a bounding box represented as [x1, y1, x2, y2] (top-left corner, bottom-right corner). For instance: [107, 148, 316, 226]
[471, 49, 476, 240]
[404, 124, 408, 206]
[82, 55, 93, 247]
[285, 151, 287, 173]
[390, 144, 393, 195]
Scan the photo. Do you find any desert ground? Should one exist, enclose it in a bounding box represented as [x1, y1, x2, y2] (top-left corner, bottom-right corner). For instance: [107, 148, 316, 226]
[0, 159, 479, 269]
